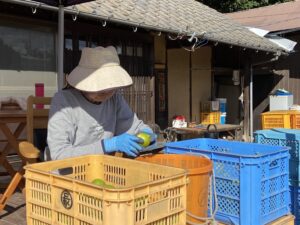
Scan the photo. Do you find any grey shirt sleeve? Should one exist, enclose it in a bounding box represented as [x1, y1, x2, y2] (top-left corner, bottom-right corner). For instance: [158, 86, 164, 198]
[47, 92, 104, 160]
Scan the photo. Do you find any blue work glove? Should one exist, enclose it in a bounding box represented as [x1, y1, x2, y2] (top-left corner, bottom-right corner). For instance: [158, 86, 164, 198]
[139, 128, 157, 145]
[103, 133, 143, 157]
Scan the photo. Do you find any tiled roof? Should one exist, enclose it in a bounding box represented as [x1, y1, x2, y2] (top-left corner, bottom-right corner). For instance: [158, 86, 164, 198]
[227, 0, 300, 32]
[27, 0, 286, 53]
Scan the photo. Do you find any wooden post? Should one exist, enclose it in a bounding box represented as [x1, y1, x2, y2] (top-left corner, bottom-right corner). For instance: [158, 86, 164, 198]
[243, 62, 251, 141]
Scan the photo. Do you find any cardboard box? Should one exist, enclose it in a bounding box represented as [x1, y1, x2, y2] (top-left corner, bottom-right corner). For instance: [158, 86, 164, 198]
[270, 94, 293, 111]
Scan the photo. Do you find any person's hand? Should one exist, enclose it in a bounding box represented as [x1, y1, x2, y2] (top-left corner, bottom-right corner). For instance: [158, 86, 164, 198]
[103, 133, 143, 157]
[139, 128, 157, 144]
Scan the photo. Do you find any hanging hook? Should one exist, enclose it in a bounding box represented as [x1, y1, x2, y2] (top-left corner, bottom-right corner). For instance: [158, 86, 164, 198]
[243, 47, 246, 51]
[214, 42, 218, 46]
[31, 7, 37, 14]
[72, 5, 79, 21]
[133, 26, 138, 32]
[31, 3, 40, 14]
[188, 32, 196, 42]
[102, 20, 107, 27]
[191, 43, 196, 52]
[168, 34, 177, 40]
[157, 31, 161, 36]
[72, 13, 78, 21]
[178, 33, 184, 40]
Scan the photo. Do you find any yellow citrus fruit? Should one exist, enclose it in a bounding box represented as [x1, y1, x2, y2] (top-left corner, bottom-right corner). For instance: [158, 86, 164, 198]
[137, 132, 151, 147]
[105, 184, 115, 189]
[92, 178, 106, 187]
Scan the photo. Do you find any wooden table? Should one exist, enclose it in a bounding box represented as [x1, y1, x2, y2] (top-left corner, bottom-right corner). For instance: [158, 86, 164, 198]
[173, 124, 243, 140]
[0, 110, 26, 178]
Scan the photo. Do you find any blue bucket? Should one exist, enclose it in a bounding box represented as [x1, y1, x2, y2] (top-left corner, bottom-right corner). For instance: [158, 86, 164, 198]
[220, 113, 226, 124]
[216, 98, 227, 113]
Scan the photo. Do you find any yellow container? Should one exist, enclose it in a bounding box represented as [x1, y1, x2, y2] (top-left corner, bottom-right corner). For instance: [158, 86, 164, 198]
[136, 154, 213, 224]
[261, 110, 292, 129]
[290, 112, 300, 129]
[200, 112, 221, 124]
[24, 155, 187, 225]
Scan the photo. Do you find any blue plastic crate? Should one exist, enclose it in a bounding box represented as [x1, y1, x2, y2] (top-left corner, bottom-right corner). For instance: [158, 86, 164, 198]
[290, 185, 300, 225]
[254, 129, 300, 184]
[271, 128, 300, 134]
[164, 138, 290, 225]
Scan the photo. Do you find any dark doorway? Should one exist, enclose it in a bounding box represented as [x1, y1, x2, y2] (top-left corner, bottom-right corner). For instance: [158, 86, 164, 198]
[214, 74, 241, 124]
[155, 69, 168, 129]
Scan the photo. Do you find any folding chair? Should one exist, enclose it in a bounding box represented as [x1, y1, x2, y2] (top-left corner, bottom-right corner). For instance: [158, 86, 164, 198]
[0, 95, 51, 211]
[26, 96, 52, 160]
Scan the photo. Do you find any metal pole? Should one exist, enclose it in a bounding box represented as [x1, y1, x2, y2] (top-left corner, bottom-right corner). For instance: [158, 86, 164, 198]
[58, 4, 64, 90]
[250, 65, 253, 142]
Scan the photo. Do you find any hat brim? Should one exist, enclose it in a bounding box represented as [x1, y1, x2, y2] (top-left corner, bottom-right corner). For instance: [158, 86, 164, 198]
[67, 64, 133, 92]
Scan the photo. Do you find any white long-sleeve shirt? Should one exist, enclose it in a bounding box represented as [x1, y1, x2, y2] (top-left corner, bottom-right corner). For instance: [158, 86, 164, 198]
[46, 89, 150, 160]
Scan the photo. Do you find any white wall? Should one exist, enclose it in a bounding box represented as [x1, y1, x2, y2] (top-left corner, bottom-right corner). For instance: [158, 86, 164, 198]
[167, 49, 190, 124]
[167, 47, 212, 124]
[0, 70, 57, 98]
[191, 47, 212, 122]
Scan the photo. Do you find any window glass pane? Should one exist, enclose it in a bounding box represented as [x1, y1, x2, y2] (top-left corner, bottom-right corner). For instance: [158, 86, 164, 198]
[65, 38, 73, 50]
[0, 24, 55, 71]
[0, 20, 57, 98]
[116, 44, 122, 55]
[136, 46, 143, 57]
[90, 41, 98, 48]
[126, 46, 133, 56]
[79, 39, 86, 50]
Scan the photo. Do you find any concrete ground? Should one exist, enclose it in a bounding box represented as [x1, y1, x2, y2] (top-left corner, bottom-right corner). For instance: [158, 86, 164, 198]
[0, 191, 26, 225]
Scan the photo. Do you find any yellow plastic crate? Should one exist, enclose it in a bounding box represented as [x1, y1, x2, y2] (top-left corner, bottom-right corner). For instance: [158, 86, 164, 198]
[261, 110, 292, 129]
[25, 155, 187, 225]
[290, 111, 300, 129]
[200, 112, 221, 124]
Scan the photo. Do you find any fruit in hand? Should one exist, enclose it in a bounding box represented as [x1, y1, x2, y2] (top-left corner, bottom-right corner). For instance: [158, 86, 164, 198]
[92, 178, 106, 187]
[137, 132, 151, 147]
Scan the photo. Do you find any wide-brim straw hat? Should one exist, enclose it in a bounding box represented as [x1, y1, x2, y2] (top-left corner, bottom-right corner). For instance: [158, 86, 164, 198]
[67, 46, 132, 92]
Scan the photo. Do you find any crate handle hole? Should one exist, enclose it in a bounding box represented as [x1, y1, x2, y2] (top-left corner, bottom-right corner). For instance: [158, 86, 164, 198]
[58, 167, 74, 175]
[269, 160, 279, 169]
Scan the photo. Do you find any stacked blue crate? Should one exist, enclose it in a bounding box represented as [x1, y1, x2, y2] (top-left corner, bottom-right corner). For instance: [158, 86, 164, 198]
[254, 128, 300, 225]
[254, 129, 300, 183]
[164, 138, 290, 225]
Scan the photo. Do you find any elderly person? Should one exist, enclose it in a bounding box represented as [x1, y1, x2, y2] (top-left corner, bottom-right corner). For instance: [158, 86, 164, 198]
[46, 46, 155, 160]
